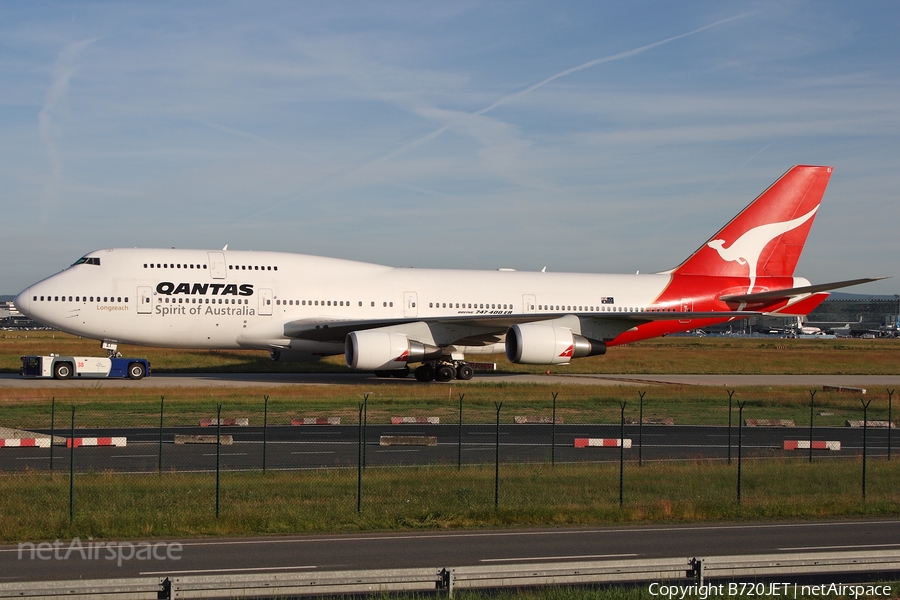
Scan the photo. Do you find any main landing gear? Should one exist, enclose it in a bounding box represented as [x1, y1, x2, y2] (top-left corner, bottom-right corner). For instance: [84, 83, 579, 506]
[414, 360, 474, 382]
[373, 360, 475, 382]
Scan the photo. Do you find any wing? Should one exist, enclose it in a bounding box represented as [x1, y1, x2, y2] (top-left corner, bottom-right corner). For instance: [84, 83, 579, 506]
[283, 310, 762, 346]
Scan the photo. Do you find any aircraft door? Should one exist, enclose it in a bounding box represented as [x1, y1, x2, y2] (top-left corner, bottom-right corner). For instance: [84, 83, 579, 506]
[523, 294, 536, 314]
[137, 287, 152, 315]
[207, 252, 227, 279]
[259, 288, 273, 316]
[403, 292, 418, 317]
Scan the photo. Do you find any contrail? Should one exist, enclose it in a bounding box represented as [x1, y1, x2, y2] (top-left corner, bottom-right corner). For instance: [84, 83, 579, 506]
[246, 13, 752, 220]
[373, 12, 754, 166]
[38, 38, 98, 218]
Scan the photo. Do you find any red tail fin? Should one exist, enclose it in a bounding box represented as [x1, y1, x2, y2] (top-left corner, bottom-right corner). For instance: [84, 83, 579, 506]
[673, 165, 832, 290]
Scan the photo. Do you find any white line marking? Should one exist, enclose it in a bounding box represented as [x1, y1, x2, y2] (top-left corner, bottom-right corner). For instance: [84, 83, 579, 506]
[201, 453, 247, 456]
[141, 565, 316, 575]
[481, 553, 638, 562]
[779, 543, 900, 551]
[291, 451, 335, 455]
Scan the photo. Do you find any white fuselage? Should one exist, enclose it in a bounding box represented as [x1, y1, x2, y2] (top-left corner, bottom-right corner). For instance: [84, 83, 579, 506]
[15, 248, 675, 354]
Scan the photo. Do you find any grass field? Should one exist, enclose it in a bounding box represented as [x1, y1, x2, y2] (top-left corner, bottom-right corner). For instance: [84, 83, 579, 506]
[2, 459, 898, 542]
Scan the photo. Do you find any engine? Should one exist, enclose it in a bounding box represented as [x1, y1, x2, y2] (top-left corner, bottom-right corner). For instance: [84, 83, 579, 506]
[345, 330, 442, 371]
[505, 323, 606, 365]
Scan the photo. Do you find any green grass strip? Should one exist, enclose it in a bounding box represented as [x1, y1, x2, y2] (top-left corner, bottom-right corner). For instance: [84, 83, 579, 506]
[2, 458, 898, 542]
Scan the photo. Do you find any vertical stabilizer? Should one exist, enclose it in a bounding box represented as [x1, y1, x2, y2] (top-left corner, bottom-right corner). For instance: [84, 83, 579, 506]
[673, 165, 832, 291]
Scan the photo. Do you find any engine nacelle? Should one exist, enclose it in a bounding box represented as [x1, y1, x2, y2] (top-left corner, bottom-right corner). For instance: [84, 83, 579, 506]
[345, 330, 442, 371]
[505, 324, 606, 365]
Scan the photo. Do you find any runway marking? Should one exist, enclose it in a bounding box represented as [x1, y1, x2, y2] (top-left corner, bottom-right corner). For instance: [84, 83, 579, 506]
[481, 553, 638, 562]
[779, 543, 900, 551]
[202, 453, 248, 456]
[291, 451, 335, 455]
[112, 454, 156, 458]
[141, 565, 316, 575]
[377, 449, 420, 453]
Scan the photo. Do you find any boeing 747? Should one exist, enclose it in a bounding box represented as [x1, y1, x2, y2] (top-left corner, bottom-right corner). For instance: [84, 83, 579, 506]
[14, 165, 882, 381]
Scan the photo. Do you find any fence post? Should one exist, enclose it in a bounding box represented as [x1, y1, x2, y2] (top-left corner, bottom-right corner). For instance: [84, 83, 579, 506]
[158, 395, 165, 475]
[551, 392, 558, 466]
[888, 389, 894, 461]
[49, 397, 55, 474]
[494, 402, 502, 509]
[727, 390, 735, 465]
[262, 395, 268, 473]
[457, 393, 464, 470]
[362, 393, 369, 469]
[215, 404, 221, 518]
[619, 401, 626, 507]
[69, 406, 75, 522]
[357, 401, 364, 513]
[638, 391, 645, 467]
[861, 398, 871, 500]
[808, 390, 816, 463]
[736, 401, 745, 504]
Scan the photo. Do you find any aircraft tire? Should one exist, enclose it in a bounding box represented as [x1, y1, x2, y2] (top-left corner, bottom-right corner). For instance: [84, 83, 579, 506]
[374, 370, 393, 378]
[414, 364, 435, 382]
[53, 362, 73, 380]
[456, 364, 474, 380]
[392, 366, 410, 378]
[435, 365, 455, 382]
[128, 362, 146, 380]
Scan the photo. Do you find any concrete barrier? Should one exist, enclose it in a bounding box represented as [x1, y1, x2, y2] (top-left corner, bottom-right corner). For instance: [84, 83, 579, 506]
[784, 440, 841, 450]
[514, 416, 563, 424]
[174, 435, 233, 445]
[745, 419, 795, 427]
[199, 418, 249, 427]
[846, 420, 895, 428]
[391, 417, 439, 424]
[824, 385, 866, 394]
[380, 436, 437, 446]
[574, 438, 631, 448]
[292, 417, 341, 425]
[66, 437, 127, 448]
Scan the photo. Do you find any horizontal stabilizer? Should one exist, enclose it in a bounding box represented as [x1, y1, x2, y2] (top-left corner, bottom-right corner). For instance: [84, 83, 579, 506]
[719, 277, 889, 304]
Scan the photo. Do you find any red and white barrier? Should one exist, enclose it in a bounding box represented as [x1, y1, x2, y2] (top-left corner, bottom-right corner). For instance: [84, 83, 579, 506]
[66, 437, 127, 448]
[200, 418, 249, 427]
[783, 440, 841, 451]
[391, 417, 440, 424]
[574, 438, 632, 448]
[292, 417, 341, 426]
[0, 438, 51, 448]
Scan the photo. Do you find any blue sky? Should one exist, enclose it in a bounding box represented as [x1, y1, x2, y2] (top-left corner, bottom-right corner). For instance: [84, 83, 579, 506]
[2, 1, 899, 294]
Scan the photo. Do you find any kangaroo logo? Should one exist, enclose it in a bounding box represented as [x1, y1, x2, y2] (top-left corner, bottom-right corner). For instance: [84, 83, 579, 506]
[707, 206, 819, 293]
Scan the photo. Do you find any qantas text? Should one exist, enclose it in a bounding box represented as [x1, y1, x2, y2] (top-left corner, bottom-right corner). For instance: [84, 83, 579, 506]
[156, 282, 253, 296]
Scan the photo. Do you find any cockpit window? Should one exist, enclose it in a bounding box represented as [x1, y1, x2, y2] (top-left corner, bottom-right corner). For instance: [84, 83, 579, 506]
[72, 257, 100, 266]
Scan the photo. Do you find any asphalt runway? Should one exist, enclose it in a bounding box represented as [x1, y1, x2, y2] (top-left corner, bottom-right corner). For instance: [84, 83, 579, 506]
[3, 519, 899, 582]
[3, 372, 900, 388]
[2, 423, 894, 473]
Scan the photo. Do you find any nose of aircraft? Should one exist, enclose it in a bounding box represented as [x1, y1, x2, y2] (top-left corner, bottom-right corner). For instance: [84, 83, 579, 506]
[14, 288, 31, 318]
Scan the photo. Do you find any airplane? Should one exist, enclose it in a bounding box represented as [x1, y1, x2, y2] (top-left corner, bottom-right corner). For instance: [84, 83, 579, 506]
[795, 316, 823, 336]
[14, 165, 884, 382]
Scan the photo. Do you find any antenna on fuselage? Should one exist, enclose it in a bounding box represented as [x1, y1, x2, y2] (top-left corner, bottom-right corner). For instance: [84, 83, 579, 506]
[223, 245, 228, 251]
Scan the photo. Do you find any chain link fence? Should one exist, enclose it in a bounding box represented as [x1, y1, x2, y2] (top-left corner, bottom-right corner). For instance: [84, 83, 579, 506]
[0, 388, 897, 528]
